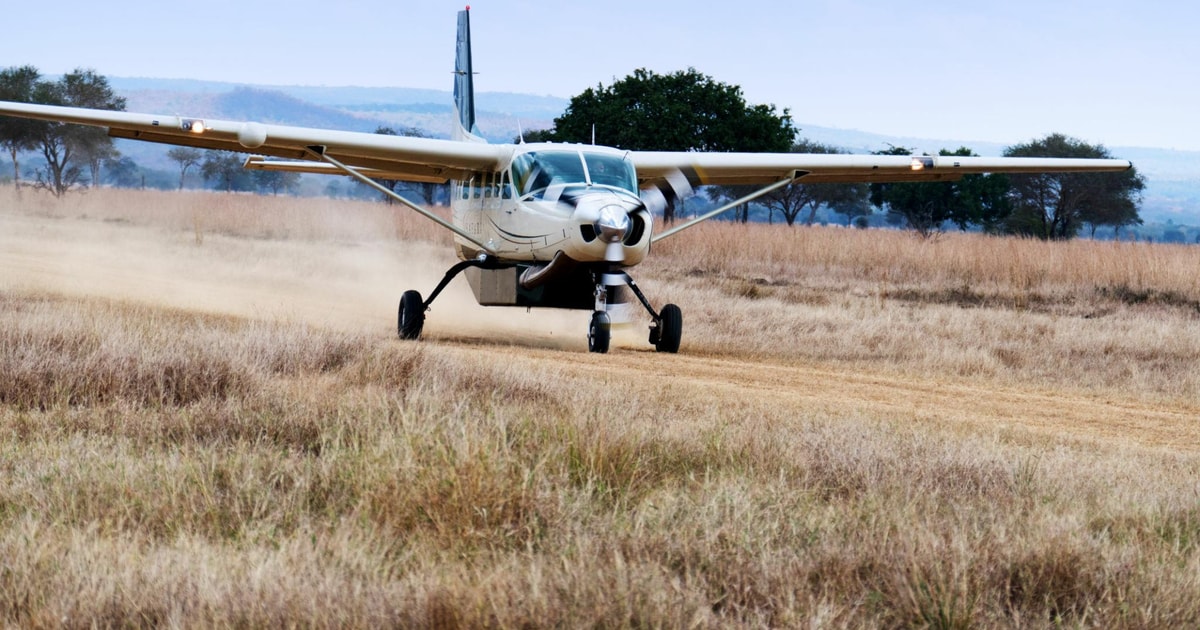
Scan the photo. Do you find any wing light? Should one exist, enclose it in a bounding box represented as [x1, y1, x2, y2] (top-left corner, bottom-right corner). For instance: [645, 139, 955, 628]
[181, 119, 206, 134]
[911, 156, 934, 171]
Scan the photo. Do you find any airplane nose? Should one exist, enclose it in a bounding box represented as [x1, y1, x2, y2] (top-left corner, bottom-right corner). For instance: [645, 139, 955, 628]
[595, 204, 631, 243]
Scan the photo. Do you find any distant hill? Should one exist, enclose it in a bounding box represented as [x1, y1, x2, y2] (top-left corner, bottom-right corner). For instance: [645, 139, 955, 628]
[110, 78, 565, 142]
[106, 77, 1200, 225]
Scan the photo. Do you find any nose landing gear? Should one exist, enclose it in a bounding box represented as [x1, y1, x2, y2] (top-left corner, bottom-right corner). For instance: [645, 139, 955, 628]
[588, 271, 682, 354]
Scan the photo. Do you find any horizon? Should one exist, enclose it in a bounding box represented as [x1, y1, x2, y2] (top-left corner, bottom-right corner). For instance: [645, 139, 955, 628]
[3, 1, 1197, 151]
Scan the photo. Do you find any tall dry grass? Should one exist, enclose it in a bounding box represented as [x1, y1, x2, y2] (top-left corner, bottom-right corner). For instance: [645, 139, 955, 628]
[651, 220, 1200, 307]
[2, 187, 1200, 626]
[3, 292, 1200, 627]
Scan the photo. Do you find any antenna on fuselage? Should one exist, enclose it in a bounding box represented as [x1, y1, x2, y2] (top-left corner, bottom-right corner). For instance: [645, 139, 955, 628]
[591, 124, 596, 145]
[517, 119, 526, 144]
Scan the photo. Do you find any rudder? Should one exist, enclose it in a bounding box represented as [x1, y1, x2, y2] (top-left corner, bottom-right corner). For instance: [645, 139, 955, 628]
[454, 7, 479, 140]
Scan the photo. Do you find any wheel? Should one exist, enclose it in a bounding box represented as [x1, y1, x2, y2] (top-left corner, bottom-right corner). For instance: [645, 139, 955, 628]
[654, 304, 682, 353]
[588, 311, 611, 354]
[398, 290, 425, 340]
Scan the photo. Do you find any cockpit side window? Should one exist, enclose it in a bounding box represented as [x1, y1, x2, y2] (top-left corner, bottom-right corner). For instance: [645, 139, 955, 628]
[583, 153, 637, 193]
[511, 151, 589, 198]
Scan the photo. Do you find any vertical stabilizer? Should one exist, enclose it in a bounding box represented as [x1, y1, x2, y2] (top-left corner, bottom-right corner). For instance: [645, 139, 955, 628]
[454, 7, 480, 141]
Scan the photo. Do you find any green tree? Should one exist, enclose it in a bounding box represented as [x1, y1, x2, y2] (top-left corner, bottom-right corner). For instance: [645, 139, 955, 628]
[514, 128, 555, 144]
[252, 169, 300, 196]
[103, 156, 141, 188]
[1003, 134, 1144, 240]
[869, 146, 1009, 237]
[30, 69, 126, 196]
[167, 147, 203, 190]
[201, 151, 251, 192]
[548, 68, 795, 222]
[64, 70, 126, 187]
[0, 65, 42, 190]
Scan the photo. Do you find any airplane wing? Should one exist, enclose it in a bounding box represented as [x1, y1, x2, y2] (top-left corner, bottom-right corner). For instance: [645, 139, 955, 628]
[0, 101, 510, 184]
[630, 151, 1134, 187]
[0, 100, 1133, 188]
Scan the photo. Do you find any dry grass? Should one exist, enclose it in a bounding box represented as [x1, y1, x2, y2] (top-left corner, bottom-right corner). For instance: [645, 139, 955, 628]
[2, 187, 1200, 627]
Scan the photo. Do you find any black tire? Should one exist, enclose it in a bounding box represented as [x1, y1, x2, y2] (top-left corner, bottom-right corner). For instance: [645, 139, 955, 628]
[398, 290, 425, 340]
[588, 311, 611, 354]
[654, 304, 682, 353]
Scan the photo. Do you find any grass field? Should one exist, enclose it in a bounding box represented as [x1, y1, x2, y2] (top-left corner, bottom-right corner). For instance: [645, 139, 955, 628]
[2, 187, 1200, 627]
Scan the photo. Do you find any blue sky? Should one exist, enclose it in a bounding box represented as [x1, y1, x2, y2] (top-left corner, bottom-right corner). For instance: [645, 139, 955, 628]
[4, 1, 1196, 150]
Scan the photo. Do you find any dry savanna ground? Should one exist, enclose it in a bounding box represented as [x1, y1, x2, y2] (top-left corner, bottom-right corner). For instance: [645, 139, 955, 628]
[2, 186, 1200, 627]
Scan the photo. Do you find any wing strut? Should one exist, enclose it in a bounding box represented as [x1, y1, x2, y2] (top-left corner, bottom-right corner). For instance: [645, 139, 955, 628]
[304, 146, 494, 254]
[651, 175, 798, 243]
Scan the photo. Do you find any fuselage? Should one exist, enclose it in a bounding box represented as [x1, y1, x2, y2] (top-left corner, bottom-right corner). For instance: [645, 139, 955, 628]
[448, 144, 653, 268]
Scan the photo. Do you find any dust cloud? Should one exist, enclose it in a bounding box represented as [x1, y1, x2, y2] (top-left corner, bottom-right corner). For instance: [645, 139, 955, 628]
[0, 209, 604, 351]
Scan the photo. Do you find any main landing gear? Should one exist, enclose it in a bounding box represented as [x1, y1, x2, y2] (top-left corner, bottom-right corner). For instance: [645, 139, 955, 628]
[396, 257, 508, 342]
[396, 258, 682, 354]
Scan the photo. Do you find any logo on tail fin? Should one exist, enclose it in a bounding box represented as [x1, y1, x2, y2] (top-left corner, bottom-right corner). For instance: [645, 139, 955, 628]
[454, 7, 479, 140]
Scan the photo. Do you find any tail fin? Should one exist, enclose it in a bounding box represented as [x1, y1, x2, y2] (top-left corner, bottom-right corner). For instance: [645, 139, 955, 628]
[453, 7, 480, 141]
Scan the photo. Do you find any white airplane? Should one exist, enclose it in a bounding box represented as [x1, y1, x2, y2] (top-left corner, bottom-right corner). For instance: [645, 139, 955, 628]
[0, 8, 1133, 354]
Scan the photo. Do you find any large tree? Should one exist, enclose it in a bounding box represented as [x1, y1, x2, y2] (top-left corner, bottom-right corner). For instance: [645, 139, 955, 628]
[0, 65, 42, 190]
[1003, 134, 1144, 240]
[548, 68, 795, 222]
[63, 70, 126, 187]
[30, 69, 126, 196]
[552, 68, 794, 152]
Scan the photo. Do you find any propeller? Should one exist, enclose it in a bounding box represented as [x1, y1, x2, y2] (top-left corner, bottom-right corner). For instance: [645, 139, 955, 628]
[640, 167, 697, 218]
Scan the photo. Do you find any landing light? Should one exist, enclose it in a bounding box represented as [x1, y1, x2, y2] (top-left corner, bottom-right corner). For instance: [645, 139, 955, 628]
[910, 156, 934, 171]
[182, 119, 206, 134]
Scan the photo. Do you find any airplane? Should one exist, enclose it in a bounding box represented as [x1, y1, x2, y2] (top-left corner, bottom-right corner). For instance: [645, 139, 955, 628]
[0, 8, 1133, 354]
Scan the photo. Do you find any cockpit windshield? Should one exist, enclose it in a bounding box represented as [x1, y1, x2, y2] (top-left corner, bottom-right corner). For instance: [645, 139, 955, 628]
[511, 150, 637, 198]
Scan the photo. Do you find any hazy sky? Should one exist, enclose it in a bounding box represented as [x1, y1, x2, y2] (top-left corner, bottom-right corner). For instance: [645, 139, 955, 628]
[4, 1, 1196, 150]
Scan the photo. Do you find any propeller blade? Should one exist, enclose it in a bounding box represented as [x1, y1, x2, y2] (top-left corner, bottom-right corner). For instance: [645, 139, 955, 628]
[604, 240, 625, 263]
[641, 167, 697, 215]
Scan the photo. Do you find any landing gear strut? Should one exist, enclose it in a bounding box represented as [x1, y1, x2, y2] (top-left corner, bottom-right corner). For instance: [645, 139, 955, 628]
[588, 271, 683, 354]
[396, 256, 509, 342]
